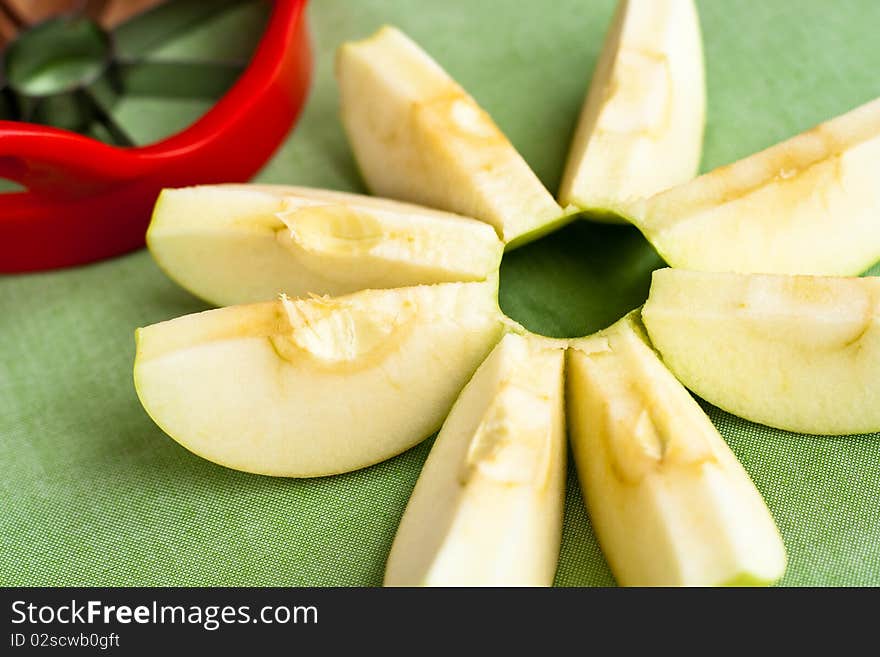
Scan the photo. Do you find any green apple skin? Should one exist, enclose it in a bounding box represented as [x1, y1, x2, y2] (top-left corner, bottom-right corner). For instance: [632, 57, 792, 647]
[642, 268, 880, 435]
[336, 26, 565, 248]
[134, 280, 504, 477]
[567, 312, 786, 587]
[385, 332, 566, 586]
[559, 0, 705, 221]
[147, 184, 503, 307]
[628, 97, 880, 276]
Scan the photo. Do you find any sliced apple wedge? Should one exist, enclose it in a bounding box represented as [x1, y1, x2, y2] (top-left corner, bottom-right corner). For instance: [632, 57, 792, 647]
[567, 313, 786, 586]
[642, 268, 880, 435]
[134, 280, 504, 477]
[147, 184, 503, 307]
[628, 97, 880, 275]
[385, 333, 566, 586]
[558, 0, 705, 219]
[336, 26, 566, 247]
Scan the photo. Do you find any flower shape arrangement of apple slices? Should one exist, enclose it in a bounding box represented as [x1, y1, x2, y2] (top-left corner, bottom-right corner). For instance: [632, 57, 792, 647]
[135, 2, 880, 587]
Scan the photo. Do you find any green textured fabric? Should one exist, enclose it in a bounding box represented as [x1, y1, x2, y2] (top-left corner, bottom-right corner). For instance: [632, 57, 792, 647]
[2, 0, 879, 587]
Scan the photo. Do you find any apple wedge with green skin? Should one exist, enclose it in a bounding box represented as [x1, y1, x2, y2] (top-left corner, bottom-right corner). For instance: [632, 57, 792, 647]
[134, 280, 504, 477]
[642, 268, 880, 435]
[385, 332, 566, 586]
[336, 26, 569, 248]
[147, 185, 503, 307]
[558, 0, 705, 220]
[567, 312, 786, 586]
[627, 97, 880, 275]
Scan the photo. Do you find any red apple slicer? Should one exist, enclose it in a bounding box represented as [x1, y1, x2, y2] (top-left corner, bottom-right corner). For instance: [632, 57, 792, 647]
[0, 0, 311, 272]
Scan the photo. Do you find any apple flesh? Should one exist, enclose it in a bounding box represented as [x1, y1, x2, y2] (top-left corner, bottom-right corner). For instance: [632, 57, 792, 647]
[385, 332, 566, 586]
[567, 312, 786, 586]
[134, 280, 504, 477]
[642, 268, 880, 435]
[147, 184, 503, 307]
[558, 0, 705, 219]
[628, 97, 880, 275]
[336, 26, 567, 248]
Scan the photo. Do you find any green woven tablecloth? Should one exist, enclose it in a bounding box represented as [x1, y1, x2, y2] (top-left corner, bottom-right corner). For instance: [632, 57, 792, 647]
[2, 0, 879, 586]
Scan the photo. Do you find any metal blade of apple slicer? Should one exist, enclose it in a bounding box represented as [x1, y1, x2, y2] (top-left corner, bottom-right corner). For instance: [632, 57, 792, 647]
[0, 0, 256, 146]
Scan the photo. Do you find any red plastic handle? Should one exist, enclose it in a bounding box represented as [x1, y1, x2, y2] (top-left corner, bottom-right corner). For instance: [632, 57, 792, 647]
[0, 123, 144, 194]
[0, 0, 312, 272]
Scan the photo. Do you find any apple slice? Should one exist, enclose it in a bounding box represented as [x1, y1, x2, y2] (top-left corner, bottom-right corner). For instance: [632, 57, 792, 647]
[642, 268, 880, 435]
[567, 312, 786, 586]
[134, 280, 504, 477]
[384, 332, 566, 586]
[558, 0, 705, 219]
[628, 97, 880, 275]
[147, 184, 503, 307]
[336, 26, 567, 248]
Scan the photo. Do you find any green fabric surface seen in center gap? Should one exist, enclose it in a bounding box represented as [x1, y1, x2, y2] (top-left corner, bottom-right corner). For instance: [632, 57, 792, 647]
[1, 0, 879, 587]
